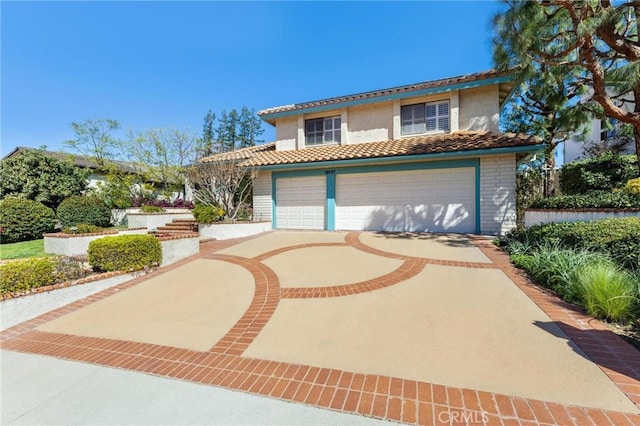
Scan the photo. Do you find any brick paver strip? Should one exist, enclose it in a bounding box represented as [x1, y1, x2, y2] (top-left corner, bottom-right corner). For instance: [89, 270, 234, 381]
[2, 231, 640, 425]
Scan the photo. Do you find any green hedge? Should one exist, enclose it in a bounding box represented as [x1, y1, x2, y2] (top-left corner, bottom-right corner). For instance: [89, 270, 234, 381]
[0, 197, 56, 244]
[57, 195, 112, 227]
[506, 217, 640, 271]
[529, 191, 640, 209]
[88, 234, 162, 272]
[0, 258, 56, 294]
[559, 154, 639, 195]
[140, 205, 164, 213]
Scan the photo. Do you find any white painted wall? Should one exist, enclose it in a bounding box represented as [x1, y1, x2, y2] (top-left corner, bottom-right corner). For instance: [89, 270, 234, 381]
[525, 209, 640, 227]
[275, 116, 299, 151]
[480, 154, 517, 235]
[160, 237, 199, 266]
[564, 119, 636, 163]
[127, 212, 194, 230]
[44, 229, 148, 257]
[252, 172, 272, 222]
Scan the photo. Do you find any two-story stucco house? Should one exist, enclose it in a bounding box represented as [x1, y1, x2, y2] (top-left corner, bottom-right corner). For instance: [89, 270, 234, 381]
[201, 69, 544, 235]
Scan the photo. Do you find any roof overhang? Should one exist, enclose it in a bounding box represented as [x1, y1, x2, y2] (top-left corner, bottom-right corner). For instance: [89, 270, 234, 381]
[257, 144, 545, 172]
[260, 74, 516, 125]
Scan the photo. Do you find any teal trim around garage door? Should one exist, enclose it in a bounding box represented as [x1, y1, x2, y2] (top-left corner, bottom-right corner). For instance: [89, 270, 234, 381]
[326, 171, 336, 231]
[271, 159, 481, 233]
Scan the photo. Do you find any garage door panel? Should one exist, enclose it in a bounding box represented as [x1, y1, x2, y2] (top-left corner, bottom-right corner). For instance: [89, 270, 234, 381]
[276, 176, 325, 230]
[335, 168, 475, 233]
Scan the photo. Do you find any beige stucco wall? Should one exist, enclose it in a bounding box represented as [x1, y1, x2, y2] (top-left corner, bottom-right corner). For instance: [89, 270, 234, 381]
[459, 85, 500, 132]
[480, 154, 516, 235]
[271, 84, 502, 150]
[275, 117, 298, 151]
[253, 171, 272, 222]
[346, 102, 393, 144]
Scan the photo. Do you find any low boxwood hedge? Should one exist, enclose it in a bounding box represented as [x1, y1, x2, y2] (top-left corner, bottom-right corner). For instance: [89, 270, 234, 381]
[0, 257, 57, 294]
[529, 191, 640, 209]
[505, 217, 640, 271]
[88, 234, 161, 272]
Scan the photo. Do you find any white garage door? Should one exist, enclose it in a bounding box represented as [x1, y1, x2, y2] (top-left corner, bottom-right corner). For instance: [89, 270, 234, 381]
[335, 168, 475, 233]
[276, 176, 326, 230]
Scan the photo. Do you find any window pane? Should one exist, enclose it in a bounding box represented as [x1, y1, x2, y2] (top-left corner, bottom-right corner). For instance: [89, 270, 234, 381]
[438, 102, 449, 116]
[426, 118, 437, 132]
[438, 116, 449, 131]
[425, 104, 437, 118]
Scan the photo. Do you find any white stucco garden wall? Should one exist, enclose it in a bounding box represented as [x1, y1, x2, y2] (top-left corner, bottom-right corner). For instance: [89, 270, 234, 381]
[480, 154, 517, 235]
[160, 237, 199, 266]
[44, 229, 148, 257]
[127, 212, 194, 230]
[524, 209, 640, 227]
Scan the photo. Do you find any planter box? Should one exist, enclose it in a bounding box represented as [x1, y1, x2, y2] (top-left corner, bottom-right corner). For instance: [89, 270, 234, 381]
[198, 221, 271, 240]
[524, 208, 640, 227]
[158, 234, 200, 266]
[127, 210, 194, 230]
[44, 228, 148, 257]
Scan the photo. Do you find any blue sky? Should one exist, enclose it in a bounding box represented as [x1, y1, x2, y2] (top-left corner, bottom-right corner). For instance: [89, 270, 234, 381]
[2, 1, 505, 156]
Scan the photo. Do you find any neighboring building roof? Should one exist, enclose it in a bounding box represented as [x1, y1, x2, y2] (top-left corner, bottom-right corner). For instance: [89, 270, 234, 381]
[200, 131, 543, 168]
[259, 69, 516, 123]
[3, 147, 144, 175]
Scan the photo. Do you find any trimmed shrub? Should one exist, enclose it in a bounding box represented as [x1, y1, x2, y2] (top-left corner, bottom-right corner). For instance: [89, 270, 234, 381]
[140, 205, 165, 213]
[504, 217, 640, 271]
[529, 191, 640, 209]
[88, 234, 161, 272]
[573, 262, 638, 322]
[0, 197, 56, 244]
[57, 195, 112, 227]
[624, 177, 640, 194]
[62, 223, 104, 234]
[559, 154, 639, 195]
[193, 204, 225, 224]
[0, 257, 56, 294]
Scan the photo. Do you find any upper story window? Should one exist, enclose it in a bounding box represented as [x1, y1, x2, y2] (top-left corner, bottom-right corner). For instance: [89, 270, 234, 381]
[401, 101, 449, 135]
[305, 116, 341, 145]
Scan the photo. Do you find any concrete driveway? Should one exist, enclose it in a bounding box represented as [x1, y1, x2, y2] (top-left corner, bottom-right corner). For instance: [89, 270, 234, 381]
[2, 231, 639, 425]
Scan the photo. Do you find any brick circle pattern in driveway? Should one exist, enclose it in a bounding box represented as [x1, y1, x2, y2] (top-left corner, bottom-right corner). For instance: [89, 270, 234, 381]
[2, 232, 640, 425]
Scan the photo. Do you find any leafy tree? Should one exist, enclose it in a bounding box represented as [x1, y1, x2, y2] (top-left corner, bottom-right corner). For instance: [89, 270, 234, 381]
[64, 119, 122, 166]
[493, 0, 640, 169]
[188, 160, 257, 220]
[126, 128, 198, 197]
[498, 68, 591, 195]
[0, 148, 89, 209]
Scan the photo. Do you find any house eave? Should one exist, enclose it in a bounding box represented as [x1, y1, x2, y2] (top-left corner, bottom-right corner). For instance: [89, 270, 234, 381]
[256, 143, 546, 171]
[260, 75, 516, 125]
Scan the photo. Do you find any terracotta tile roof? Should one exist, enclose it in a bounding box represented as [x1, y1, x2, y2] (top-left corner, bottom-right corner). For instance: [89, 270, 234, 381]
[198, 143, 276, 162]
[199, 131, 542, 167]
[258, 69, 514, 117]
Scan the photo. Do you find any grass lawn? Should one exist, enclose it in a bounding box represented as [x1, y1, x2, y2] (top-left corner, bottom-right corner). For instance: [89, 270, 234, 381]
[0, 239, 52, 260]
